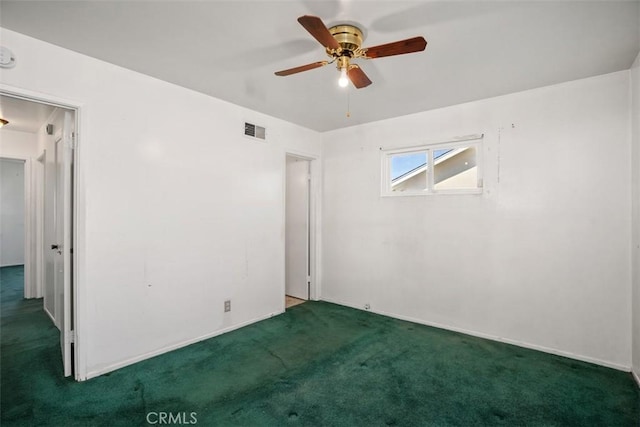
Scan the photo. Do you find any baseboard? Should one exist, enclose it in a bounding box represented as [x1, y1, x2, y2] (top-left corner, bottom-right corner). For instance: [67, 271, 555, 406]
[0, 263, 25, 268]
[633, 369, 640, 388]
[44, 305, 56, 327]
[321, 297, 630, 372]
[85, 310, 284, 380]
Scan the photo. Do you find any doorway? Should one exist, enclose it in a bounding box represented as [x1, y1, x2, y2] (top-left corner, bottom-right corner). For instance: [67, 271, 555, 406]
[0, 158, 26, 269]
[0, 92, 78, 379]
[285, 154, 314, 308]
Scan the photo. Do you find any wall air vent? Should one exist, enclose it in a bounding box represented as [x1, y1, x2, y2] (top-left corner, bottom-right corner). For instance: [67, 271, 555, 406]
[244, 122, 266, 140]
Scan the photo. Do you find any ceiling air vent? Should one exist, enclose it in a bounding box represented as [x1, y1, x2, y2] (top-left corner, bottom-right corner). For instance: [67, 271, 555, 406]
[244, 122, 266, 140]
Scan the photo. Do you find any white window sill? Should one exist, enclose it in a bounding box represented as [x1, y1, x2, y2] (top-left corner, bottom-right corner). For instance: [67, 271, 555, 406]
[381, 188, 483, 197]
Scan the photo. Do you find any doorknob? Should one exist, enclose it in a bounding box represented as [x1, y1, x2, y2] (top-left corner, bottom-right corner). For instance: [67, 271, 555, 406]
[51, 244, 59, 250]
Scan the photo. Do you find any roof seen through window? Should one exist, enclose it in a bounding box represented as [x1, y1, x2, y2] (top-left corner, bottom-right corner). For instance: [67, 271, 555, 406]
[391, 149, 453, 180]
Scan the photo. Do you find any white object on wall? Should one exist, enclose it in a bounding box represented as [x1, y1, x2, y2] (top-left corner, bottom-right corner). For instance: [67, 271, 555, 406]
[0, 46, 16, 69]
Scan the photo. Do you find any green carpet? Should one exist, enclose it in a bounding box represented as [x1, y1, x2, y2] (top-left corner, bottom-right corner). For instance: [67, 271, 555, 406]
[1, 265, 638, 426]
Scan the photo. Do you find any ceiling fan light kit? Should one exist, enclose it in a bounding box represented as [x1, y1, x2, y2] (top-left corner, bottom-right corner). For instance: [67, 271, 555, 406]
[338, 66, 349, 88]
[275, 15, 427, 90]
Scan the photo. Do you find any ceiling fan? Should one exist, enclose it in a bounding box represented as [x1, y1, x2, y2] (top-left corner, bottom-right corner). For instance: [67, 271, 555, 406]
[275, 15, 427, 89]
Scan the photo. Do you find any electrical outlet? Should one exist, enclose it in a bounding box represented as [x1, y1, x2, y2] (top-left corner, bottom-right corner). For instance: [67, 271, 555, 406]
[224, 300, 231, 312]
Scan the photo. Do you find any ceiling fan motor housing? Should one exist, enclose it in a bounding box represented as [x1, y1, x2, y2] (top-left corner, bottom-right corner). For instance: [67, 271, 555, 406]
[328, 25, 364, 57]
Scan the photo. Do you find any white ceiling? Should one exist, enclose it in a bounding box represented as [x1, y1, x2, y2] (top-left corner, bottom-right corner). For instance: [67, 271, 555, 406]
[1, 1, 639, 132]
[0, 95, 56, 133]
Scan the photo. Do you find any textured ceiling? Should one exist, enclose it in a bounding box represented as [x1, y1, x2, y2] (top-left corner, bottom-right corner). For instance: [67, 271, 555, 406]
[1, 1, 639, 132]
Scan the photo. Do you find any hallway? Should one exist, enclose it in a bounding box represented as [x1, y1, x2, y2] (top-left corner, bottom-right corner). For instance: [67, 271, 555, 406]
[0, 266, 66, 420]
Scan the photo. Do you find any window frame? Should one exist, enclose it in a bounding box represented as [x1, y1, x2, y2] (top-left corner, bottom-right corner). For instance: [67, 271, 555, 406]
[380, 135, 484, 197]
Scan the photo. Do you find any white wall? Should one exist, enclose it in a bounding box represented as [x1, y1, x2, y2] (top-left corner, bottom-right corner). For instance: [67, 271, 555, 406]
[0, 28, 322, 379]
[0, 129, 37, 288]
[322, 71, 632, 369]
[0, 158, 25, 266]
[0, 128, 38, 159]
[631, 50, 640, 383]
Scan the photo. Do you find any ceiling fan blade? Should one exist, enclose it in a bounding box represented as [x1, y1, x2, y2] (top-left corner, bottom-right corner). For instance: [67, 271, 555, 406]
[297, 15, 341, 50]
[274, 61, 328, 76]
[363, 36, 427, 59]
[348, 65, 372, 89]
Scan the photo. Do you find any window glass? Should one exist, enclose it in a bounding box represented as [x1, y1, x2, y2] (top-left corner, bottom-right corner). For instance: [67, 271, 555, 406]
[391, 152, 427, 180]
[382, 137, 482, 196]
[390, 152, 427, 192]
[434, 145, 478, 190]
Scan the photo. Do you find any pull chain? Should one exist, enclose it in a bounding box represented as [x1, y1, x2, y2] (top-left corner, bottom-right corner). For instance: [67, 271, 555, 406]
[346, 87, 351, 118]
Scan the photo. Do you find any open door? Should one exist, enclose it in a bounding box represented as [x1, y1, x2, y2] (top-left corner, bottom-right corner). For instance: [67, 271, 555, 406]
[285, 156, 310, 300]
[53, 110, 74, 377]
[2, 92, 79, 379]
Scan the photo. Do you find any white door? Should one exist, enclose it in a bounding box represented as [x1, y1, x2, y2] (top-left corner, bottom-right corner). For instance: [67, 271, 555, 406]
[53, 111, 73, 377]
[285, 156, 310, 300]
[43, 145, 56, 321]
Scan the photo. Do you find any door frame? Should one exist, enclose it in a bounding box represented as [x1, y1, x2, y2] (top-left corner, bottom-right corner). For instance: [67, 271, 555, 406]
[35, 151, 46, 299]
[0, 84, 85, 381]
[284, 150, 320, 305]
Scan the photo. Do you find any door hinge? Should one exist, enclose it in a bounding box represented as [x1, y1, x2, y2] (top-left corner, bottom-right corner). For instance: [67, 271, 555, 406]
[64, 132, 77, 149]
[69, 330, 75, 343]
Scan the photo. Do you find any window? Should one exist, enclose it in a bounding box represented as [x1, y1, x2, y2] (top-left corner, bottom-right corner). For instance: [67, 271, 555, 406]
[381, 136, 483, 196]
